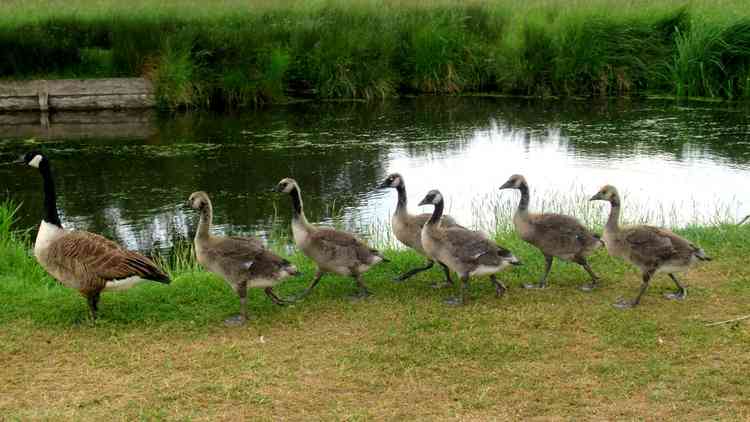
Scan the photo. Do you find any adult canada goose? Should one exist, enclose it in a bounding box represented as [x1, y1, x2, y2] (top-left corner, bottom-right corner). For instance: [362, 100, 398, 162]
[16, 151, 170, 320]
[273, 178, 388, 300]
[187, 191, 297, 326]
[499, 174, 602, 290]
[378, 173, 458, 287]
[418, 189, 520, 305]
[590, 185, 711, 308]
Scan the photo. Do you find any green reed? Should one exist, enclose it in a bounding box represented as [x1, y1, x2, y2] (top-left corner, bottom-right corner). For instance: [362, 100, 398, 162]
[1, 1, 749, 108]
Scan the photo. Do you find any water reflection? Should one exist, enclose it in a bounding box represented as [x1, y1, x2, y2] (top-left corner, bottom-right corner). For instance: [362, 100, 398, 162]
[1, 98, 749, 253]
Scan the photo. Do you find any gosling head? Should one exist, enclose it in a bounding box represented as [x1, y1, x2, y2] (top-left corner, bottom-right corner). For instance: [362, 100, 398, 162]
[418, 189, 443, 206]
[16, 151, 46, 168]
[589, 185, 619, 202]
[187, 191, 211, 210]
[499, 174, 527, 190]
[378, 173, 404, 189]
[273, 177, 298, 194]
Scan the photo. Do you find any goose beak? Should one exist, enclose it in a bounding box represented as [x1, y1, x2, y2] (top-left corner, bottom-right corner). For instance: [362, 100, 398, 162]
[498, 180, 513, 190]
[271, 186, 282, 193]
[589, 193, 602, 201]
[377, 180, 391, 189]
[418, 197, 429, 206]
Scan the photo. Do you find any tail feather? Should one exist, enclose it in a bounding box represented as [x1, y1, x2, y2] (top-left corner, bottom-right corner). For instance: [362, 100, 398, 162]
[125, 256, 170, 284]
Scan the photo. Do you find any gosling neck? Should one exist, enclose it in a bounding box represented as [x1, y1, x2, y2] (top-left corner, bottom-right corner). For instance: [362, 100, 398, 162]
[395, 185, 408, 215]
[427, 199, 444, 225]
[196, 201, 213, 240]
[516, 183, 530, 217]
[289, 185, 309, 225]
[605, 195, 621, 232]
[39, 160, 62, 228]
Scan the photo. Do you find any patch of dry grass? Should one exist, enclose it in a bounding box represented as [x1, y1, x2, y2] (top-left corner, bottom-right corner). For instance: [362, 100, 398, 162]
[2, 254, 750, 420]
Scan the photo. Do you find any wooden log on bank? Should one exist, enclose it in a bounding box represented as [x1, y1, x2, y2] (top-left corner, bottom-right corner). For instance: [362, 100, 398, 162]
[0, 78, 155, 111]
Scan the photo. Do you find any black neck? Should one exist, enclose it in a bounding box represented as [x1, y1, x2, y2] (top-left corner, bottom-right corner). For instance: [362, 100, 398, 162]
[290, 186, 303, 218]
[427, 199, 444, 225]
[396, 186, 407, 211]
[518, 183, 530, 212]
[39, 161, 62, 228]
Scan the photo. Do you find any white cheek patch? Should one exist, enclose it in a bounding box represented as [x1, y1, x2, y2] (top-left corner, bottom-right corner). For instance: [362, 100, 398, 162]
[29, 155, 43, 168]
[434, 193, 443, 204]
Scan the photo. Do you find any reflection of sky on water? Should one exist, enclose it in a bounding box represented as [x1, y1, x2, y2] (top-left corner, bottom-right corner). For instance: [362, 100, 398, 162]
[361, 117, 749, 241]
[1, 98, 749, 253]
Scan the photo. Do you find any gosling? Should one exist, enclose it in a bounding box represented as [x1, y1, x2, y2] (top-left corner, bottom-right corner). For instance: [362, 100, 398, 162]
[500, 174, 601, 290]
[188, 191, 297, 325]
[419, 189, 520, 305]
[378, 172, 458, 287]
[273, 178, 388, 300]
[590, 185, 711, 308]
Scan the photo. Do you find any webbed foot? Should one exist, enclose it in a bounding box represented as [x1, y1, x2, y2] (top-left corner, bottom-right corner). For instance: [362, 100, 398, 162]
[613, 298, 637, 309]
[664, 290, 687, 300]
[350, 289, 371, 301]
[579, 283, 597, 292]
[444, 296, 465, 306]
[224, 315, 247, 326]
[285, 289, 313, 303]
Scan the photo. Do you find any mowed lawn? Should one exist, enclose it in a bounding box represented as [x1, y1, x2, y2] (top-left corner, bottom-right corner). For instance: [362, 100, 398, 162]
[1, 224, 750, 420]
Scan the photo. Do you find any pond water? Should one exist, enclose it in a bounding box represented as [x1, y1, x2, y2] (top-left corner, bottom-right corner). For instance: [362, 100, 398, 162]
[1, 97, 749, 253]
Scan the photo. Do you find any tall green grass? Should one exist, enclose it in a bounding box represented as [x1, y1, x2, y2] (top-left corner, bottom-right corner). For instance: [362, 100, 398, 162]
[1, 1, 749, 107]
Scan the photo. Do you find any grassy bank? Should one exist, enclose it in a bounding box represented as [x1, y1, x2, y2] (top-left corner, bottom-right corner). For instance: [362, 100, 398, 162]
[2, 201, 750, 419]
[1, 1, 750, 109]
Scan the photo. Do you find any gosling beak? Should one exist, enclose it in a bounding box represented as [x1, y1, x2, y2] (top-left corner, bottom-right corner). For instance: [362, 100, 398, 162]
[498, 180, 514, 190]
[13, 154, 25, 164]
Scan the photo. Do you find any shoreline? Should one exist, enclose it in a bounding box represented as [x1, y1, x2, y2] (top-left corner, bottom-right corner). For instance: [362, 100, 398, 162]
[2, 200, 746, 325]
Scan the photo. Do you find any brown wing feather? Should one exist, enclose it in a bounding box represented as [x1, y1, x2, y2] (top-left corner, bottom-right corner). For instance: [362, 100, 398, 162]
[310, 228, 380, 264]
[48, 231, 169, 283]
[527, 213, 599, 255]
[203, 236, 296, 281]
[623, 226, 679, 268]
[444, 228, 514, 266]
